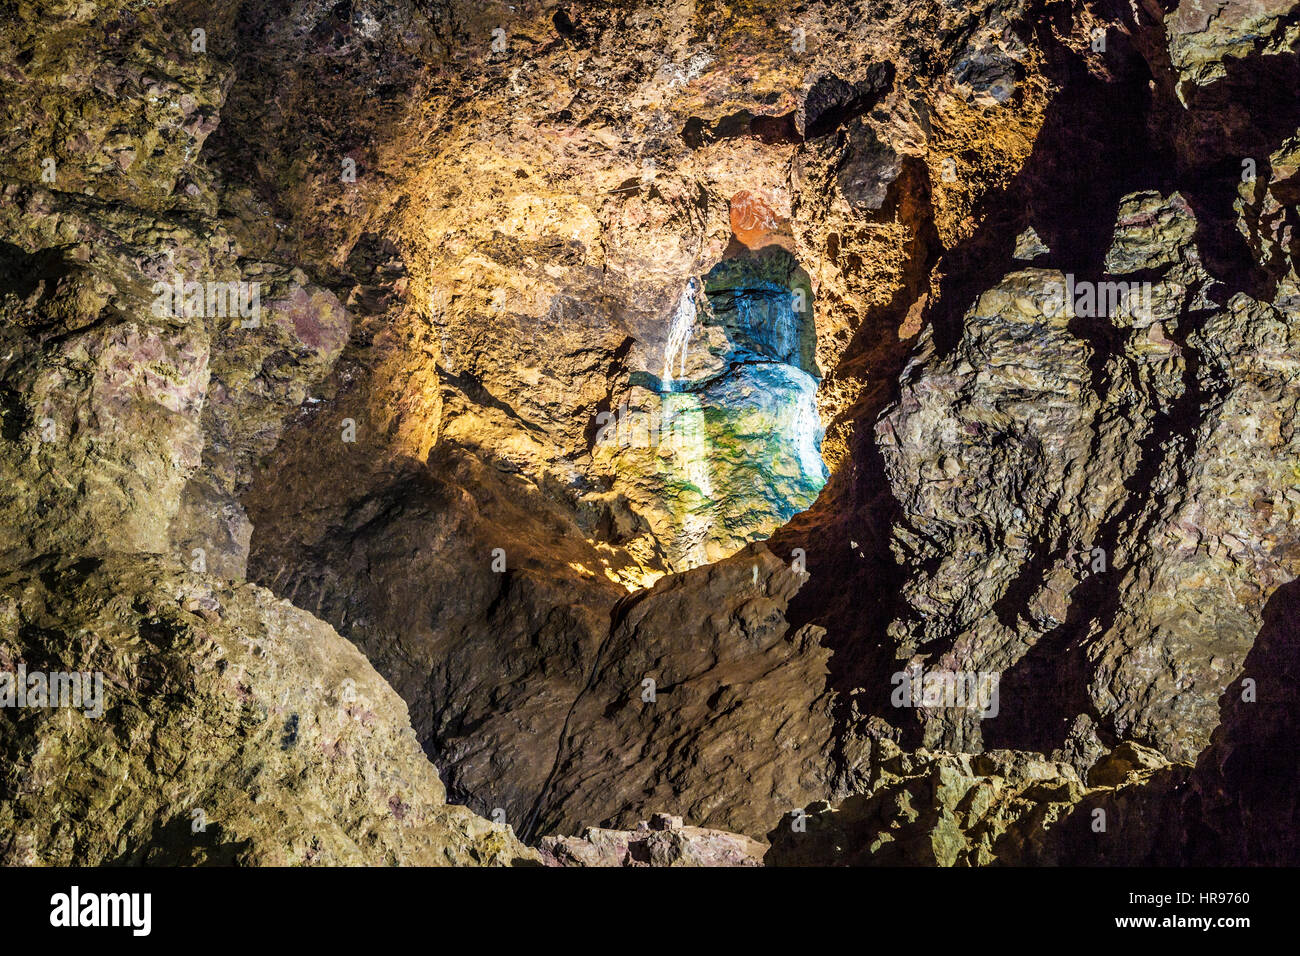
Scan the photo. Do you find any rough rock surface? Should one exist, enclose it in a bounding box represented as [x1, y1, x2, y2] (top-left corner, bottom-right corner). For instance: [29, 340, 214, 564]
[866, 189, 1300, 765]
[0, 556, 536, 865]
[525, 546, 836, 839]
[0, 0, 535, 864]
[540, 812, 765, 867]
[766, 739, 1183, 866]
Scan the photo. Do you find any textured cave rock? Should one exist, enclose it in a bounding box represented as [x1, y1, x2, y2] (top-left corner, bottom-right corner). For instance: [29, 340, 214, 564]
[539, 812, 766, 866]
[237, 0, 1071, 842]
[0, 556, 536, 865]
[869, 187, 1300, 765]
[0, 0, 1298, 868]
[764, 739, 1182, 866]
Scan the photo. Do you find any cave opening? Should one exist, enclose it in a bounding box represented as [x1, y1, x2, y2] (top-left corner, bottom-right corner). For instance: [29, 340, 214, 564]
[624, 244, 827, 569]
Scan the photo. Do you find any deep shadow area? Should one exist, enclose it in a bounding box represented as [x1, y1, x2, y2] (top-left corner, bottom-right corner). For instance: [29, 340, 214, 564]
[1174, 575, 1300, 865]
[1038, 577, 1300, 865]
[105, 814, 254, 866]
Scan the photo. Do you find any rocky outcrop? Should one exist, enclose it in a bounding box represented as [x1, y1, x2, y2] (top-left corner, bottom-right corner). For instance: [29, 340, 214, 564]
[1165, 0, 1300, 93]
[540, 812, 765, 867]
[765, 740, 1181, 866]
[524, 545, 836, 839]
[863, 188, 1300, 766]
[0, 556, 536, 865]
[0, 184, 354, 577]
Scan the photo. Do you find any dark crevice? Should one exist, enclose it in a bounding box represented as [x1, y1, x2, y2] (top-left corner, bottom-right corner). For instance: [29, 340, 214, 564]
[802, 64, 896, 139]
[681, 110, 802, 149]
